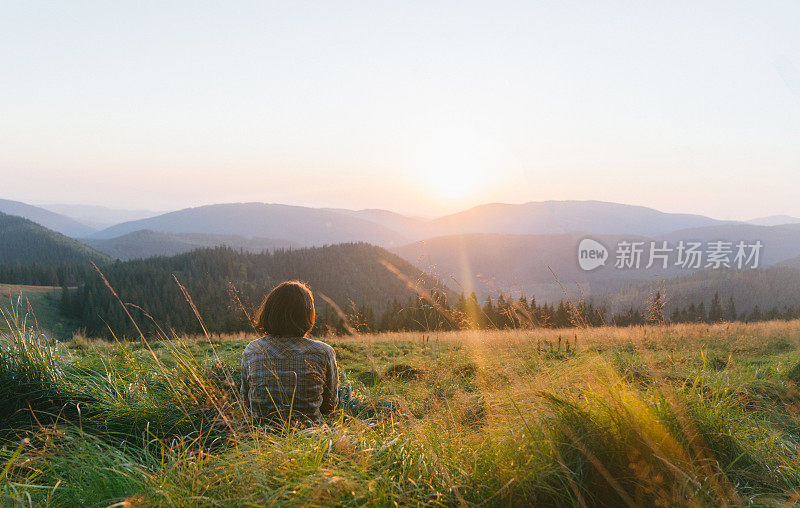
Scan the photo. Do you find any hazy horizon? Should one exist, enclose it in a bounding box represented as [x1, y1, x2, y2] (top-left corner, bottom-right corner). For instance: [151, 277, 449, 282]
[21, 196, 798, 224]
[2, 1, 799, 219]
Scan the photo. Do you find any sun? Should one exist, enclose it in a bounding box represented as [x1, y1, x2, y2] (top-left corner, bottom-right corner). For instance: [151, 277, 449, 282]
[426, 155, 485, 199]
[418, 132, 495, 201]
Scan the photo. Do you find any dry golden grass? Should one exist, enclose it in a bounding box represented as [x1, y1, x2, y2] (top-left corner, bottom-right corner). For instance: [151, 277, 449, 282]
[3, 315, 800, 506]
[0, 283, 62, 295]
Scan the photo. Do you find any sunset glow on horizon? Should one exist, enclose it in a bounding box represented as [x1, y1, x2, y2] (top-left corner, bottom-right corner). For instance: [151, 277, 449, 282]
[1, 1, 798, 219]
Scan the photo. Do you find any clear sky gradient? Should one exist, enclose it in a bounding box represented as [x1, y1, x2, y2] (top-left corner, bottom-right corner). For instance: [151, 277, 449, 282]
[1, 1, 798, 219]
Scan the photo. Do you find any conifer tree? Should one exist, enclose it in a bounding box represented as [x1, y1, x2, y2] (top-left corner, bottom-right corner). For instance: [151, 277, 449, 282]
[724, 296, 737, 321]
[708, 292, 723, 322]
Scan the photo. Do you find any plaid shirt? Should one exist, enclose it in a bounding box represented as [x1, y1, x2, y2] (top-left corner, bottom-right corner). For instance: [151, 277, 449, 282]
[240, 335, 338, 423]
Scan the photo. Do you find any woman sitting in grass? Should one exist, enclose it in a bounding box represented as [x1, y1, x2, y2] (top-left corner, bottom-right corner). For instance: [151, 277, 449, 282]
[240, 281, 338, 424]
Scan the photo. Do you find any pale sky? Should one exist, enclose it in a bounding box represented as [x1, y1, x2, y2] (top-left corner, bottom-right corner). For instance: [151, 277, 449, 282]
[1, 1, 798, 219]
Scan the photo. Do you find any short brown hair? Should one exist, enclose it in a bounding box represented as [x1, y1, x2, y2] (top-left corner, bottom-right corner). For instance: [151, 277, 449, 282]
[254, 281, 315, 337]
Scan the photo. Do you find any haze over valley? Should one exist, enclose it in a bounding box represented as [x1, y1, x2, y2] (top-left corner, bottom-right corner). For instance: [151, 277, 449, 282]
[3, 196, 800, 317]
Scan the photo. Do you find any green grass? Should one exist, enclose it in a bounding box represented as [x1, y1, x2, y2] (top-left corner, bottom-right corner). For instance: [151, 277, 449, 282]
[0, 286, 81, 340]
[2, 301, 800, 506]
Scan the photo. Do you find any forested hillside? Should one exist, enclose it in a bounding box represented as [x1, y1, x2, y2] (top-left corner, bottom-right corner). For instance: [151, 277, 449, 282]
[0, 213, 109, 278]
[62, 243, 450, 337]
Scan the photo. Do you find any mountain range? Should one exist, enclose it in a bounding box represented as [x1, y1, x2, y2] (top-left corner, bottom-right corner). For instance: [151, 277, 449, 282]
[5, 196, 800, 308]
[84, 199, 738, 244]
[0, 197, 750, 247]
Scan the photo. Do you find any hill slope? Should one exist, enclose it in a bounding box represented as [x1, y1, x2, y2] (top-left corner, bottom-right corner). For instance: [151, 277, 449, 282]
[393, 233, 696, 302]
[599, 265, 800, 316]
[0, 212, 109, 265]
[84, 230, 302, 260]
[72, 243, 452, 337]
[0, 198, 95, 237]
[394, 220, 800, 303]
[659, 223, 800, 265]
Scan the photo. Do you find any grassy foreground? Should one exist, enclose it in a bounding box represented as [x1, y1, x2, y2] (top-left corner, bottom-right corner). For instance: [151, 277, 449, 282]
[2, 304, 800, 506]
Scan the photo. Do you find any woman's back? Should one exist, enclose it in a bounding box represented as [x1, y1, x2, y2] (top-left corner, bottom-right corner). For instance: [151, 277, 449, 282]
[240, 335, 338, 424]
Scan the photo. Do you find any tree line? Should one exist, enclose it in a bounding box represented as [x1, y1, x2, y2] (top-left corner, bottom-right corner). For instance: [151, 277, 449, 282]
[4, 242, 800, 338]
[317, 288, 800, 335]
[667, 291, 800, 324]
[52, 277, 800, 336]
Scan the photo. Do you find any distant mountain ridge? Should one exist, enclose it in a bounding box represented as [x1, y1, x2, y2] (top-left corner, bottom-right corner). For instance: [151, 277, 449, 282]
[0, 199, 96, 237]
[90, 199, 738, 248]
[41, 204, 162, 230]
[84, 230, 302, 260]
[747, 215, 800, 226]
[90, 202, 410, 246]
[427, 200, 735, 238]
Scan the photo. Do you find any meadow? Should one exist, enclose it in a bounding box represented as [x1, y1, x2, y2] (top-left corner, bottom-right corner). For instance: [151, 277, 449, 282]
[2, 299, 800, 506]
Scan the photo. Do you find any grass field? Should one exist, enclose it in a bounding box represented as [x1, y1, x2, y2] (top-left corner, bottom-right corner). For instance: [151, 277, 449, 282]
[0, 285, 80, 340]
[2, 299, 800, 506]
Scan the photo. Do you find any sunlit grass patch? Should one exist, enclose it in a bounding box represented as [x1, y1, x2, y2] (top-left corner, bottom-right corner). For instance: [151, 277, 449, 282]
[3, 301, 800, 505]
